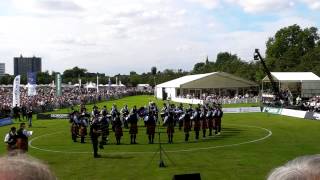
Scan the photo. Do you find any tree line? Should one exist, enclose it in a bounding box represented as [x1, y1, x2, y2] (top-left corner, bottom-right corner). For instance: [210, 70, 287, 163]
[0, 24, 319, 86]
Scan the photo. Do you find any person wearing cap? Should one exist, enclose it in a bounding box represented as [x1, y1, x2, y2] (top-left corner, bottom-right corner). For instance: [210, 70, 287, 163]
[16, 123, 30, 153]
[207, 106, 214, 136]
[193, 106, 201, 140]
[90, 117, 102, 158]
[166, 104, 175, 144]
[128, 106, 138, 144]
[114, 114, 123, 145]
[4, 127, 17, 153]
[183, 107, 192, 142]
[200, 106, 208, 138]
[146, 110, 156, 144]
[215, 104, 223, 135]
[79, 108, 89, 143]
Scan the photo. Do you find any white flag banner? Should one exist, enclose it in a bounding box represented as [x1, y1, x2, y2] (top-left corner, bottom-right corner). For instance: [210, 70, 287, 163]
[27, 84, 37, 96]
[12, 75, 21, 107]
[27, 72, 37, 96]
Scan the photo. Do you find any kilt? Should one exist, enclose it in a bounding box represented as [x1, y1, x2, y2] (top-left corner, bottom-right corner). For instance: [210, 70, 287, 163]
[102, 128, 109, 136]
[115, 127, 123, 137]
[167, 126, 175, 134]
[79, 127, 87, 137]
[208, 118, 214, 129]
[201, 119, 208, 130]
[7, 144, 17, 152]
[129, 124, 138, 134]
[183, 122, 191, 133]
[194, 121, 201, 131]
[213, 118, 219, 128]
[146, 124, 156, 135]
[71, 124, 79, 135]
[16, 138, 28, 152]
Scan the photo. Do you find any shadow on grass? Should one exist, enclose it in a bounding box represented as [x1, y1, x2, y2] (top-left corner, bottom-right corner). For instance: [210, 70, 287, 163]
[30, 126, 48, 128]
[99, 155, 135, 159]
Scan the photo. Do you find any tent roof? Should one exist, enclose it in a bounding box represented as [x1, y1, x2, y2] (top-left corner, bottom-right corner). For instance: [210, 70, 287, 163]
[262, 72, 320, 82]
[156, 72, 257, 88]
[137, 84, 150, 87]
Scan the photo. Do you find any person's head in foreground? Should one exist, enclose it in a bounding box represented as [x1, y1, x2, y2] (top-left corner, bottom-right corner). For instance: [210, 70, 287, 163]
[0, 154, 56, 180]
[267, 154, 320, 180]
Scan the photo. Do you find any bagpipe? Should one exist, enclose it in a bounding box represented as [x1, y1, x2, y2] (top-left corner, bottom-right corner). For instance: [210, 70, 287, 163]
[200, 111, 206, 119]
[127, 113, 138, 123]
[191, 111, 198, 120]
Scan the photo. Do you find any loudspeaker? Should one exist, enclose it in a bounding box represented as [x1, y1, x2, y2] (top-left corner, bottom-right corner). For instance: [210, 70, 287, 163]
[172, 173, 201, 180]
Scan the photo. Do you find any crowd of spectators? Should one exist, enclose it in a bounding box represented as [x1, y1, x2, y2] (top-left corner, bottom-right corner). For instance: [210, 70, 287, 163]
[0, 86, 153, 118]
[301, 96, 320, 112]
[262, 88, 293, 107]
[178, 93, 259, 104]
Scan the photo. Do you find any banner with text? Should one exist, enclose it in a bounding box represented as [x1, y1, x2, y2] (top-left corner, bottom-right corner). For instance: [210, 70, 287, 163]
[12, 75, 21, 107]
[262, 107, 283, 114]
[37, 114, 70, 120]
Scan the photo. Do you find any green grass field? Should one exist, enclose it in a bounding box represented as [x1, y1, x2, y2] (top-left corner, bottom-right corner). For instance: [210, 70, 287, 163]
[1, 95, 320, 180]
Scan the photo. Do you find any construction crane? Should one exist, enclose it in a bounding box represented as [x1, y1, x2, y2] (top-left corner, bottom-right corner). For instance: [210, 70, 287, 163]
[254, 49, 279, 95]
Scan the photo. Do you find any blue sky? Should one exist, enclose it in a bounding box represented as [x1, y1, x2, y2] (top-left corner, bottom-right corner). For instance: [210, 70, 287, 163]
[0, 0, 319, 75]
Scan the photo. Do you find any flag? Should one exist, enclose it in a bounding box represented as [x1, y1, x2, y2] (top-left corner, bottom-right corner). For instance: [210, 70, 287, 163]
[12, 75, 21, 107]
[55, 73, 62, 96]
[108, 77, 111, 88]
[27, 72, 37, 96]
[96, 74, 99, 93]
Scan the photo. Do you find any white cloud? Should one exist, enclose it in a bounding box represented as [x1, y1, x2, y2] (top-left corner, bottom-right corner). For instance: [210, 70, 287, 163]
[0, 0, 318, 76]
[225, 0, 295, 13]
[301, 0, 320, 10]
[187, 0, 220, 9]
[188, 0, 320, 13]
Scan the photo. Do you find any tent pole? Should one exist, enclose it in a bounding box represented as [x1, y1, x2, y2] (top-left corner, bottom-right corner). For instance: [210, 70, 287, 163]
[279, 81, 281, 91]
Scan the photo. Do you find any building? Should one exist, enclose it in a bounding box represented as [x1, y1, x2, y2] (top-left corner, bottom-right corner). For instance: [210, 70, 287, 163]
[0, 63, 4, 76]
[155, 72, 258, 103]
[14, 55, 42, 76]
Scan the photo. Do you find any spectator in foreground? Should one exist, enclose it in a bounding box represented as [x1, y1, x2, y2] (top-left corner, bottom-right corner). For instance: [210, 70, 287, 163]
[0, 154, 56, 180]
[267, 154, 320, 180]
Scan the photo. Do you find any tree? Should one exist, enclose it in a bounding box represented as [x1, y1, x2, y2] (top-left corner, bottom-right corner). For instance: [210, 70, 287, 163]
[37, 71, 52, 84]
[266, 24, 319, 71]
[151, 67, 157, 75]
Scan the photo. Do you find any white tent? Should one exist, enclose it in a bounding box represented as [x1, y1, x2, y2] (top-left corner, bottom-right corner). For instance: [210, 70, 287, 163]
[86, 82, 96, 89]
[262, 72, 320, 82]
[156, 72, 258, 100]
[262, 72, 320, 98]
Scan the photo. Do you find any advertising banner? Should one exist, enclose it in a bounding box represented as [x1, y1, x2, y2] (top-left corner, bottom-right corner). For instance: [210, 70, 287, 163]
[304, 112, 320, 120]
[0, 118, 13, 127]
[263, 107, 282, 114]
[37, 114, 70, 120]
